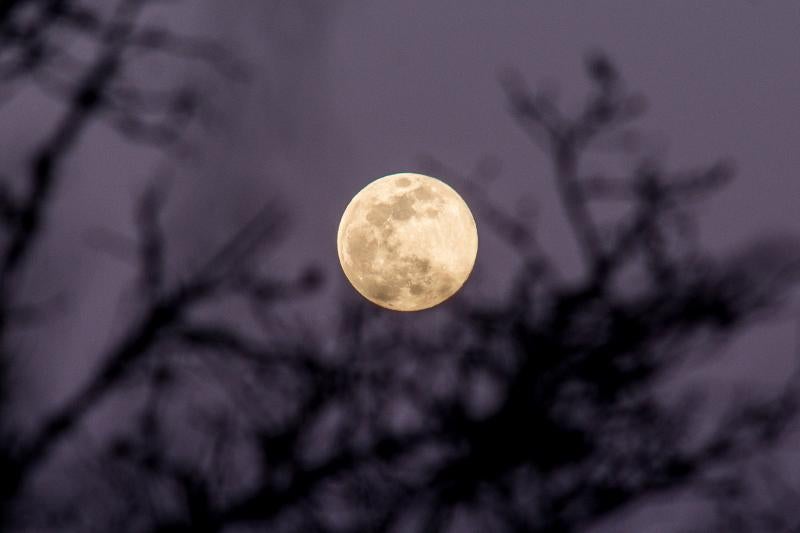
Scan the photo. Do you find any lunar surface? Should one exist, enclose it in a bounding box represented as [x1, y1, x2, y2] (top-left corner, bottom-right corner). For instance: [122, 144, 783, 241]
[337, 173, 478, 311]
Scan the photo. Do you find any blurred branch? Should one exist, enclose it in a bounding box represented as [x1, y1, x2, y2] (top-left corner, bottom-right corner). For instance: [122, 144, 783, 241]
[137, 179, 168, 301]
[7, 198, 289, 500]
[0, 0, 242, 286]
[0, 0, 256, 524]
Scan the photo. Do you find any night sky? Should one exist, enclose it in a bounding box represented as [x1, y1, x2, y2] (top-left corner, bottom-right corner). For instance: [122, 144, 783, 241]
[10, 0, 796, 412]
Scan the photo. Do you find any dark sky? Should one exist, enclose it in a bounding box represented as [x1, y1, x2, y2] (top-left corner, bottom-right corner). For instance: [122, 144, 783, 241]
[199, 0, 800, 399]
[195, 0, 800, 296]
[7, 1, 800, 500]
[329, 0, 800, 261]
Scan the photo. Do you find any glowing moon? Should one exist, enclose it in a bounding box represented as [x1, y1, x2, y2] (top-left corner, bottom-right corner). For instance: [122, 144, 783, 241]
[337, 172, 478, 311]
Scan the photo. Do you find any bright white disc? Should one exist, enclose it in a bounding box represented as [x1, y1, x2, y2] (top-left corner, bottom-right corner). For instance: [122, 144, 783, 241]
[337, 172, 478, 311]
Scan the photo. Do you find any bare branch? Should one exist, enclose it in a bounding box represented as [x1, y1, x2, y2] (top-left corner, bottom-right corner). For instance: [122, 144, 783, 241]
[136, 180, 168, 301]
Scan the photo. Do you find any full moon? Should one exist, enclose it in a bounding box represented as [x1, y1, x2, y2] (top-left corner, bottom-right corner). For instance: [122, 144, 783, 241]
[337, 173, 478, 311]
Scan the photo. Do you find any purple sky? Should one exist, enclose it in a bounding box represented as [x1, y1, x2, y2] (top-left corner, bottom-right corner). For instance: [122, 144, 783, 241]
[9, 0, 800, 408]
[192, 0, 800, 295]
[195, 0, 800, 326]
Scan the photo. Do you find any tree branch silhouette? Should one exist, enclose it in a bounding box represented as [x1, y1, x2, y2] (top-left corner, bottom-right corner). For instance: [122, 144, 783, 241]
[0, 0, 246, 522]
